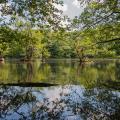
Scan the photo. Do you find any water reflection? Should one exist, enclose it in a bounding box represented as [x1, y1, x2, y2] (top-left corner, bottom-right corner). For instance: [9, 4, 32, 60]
[0, 60, 120, 119]
[0, 85, 120, 120]
[0, 60, 120, 89]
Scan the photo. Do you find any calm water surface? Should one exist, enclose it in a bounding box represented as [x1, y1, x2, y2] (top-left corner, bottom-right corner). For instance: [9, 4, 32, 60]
[0, 59, 120, 120]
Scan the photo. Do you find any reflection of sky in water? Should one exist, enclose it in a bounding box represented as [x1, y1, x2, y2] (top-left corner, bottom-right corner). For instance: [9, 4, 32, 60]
[41, 85, 85, 102]
[0, 85, 120, 120]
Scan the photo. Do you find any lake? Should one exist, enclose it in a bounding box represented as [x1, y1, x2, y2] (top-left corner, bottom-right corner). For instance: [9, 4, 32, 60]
[0, 59, 120, 120]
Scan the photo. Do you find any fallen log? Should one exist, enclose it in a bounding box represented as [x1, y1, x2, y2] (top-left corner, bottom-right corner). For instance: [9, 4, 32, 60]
[0, 82, 58, 87]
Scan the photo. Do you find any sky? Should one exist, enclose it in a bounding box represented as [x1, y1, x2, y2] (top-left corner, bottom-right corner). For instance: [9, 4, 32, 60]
[58, 0, 84, 18]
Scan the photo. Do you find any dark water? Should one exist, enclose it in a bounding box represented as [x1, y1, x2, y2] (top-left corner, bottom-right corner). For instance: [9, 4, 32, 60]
[0, 59, 120, 120]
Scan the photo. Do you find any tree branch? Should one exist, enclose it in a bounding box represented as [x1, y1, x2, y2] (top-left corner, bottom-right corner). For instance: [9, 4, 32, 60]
[96, 37, 120, 44]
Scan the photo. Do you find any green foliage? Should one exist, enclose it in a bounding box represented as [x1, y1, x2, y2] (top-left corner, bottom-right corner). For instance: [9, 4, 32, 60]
[0, 0, 63, 29]
[0, 60, 119, 89]
[0, 27, 49, 59]
[0, 0, 120, 59]
[71, 0, 120, 59]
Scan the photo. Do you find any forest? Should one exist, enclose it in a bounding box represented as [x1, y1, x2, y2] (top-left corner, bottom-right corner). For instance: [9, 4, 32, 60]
[0, 1, 120, 119]
[0, 0, 120, 60]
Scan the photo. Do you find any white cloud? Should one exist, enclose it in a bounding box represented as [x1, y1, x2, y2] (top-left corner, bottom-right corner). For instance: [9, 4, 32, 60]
[72, 0, 80, 8]
[55, 3, 68, 12]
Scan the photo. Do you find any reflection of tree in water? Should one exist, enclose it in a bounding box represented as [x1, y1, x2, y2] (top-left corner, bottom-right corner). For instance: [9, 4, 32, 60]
[82, 88, 120, 119]
[16, 62, 34, 82]
[16, 63, 26, 82]
[1, 60, 120, 86]
[76, 62, 85, 75]
[26, 63, 33, 82]
[115, 61, 120, 81]
[0, 85, 120, 120]
[0, 86, 36, 119]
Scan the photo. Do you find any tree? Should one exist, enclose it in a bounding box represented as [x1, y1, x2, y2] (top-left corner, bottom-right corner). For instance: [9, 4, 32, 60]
[71, 0, 120, 58]
[0, 0, 64, 60]
[0, 0, 63, 28]
[72, 0, 120, 42]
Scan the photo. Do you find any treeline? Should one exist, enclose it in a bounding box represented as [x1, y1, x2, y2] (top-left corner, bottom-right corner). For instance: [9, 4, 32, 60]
[0, 26, 120, 59]
[0, 0, 120, 60]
